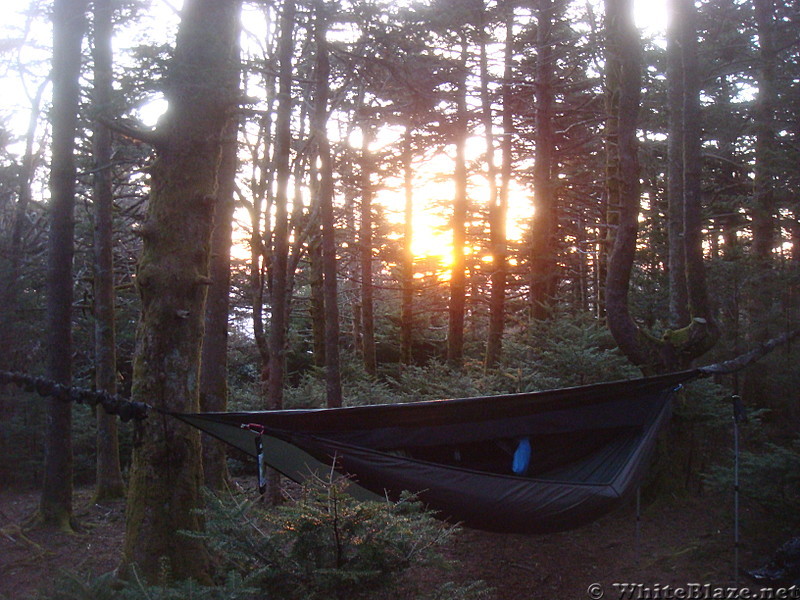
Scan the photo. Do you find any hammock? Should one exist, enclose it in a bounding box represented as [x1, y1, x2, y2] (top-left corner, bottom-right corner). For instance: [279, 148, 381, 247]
[175, 369, 700, 534]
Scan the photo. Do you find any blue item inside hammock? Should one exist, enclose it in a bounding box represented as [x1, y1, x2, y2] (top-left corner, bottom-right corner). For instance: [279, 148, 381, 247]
[512, 437, 532, 474]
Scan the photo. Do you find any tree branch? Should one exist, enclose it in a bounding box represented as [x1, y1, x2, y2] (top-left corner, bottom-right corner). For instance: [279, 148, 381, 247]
[98, 116, 162, 146]
[699, 329, 800, 375]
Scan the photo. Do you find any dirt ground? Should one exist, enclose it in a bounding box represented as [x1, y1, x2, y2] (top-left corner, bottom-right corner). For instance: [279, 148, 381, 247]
[0, 485, 792, 600]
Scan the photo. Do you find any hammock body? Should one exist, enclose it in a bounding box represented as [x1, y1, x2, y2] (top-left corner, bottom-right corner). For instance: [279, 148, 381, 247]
[176, 370, 699, 534]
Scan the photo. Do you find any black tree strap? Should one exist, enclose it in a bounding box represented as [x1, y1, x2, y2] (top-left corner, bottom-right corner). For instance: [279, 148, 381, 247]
[0, 370, 149, 422]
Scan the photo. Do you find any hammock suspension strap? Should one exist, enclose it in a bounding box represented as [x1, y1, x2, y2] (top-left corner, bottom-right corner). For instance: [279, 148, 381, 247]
[0, 370, 150, 421]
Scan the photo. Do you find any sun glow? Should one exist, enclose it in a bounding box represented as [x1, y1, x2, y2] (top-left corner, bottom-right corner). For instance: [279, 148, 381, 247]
[374, 133, 531, 281]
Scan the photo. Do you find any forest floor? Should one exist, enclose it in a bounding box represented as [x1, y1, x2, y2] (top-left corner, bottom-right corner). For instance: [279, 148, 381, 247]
[0, 484, 793, 600]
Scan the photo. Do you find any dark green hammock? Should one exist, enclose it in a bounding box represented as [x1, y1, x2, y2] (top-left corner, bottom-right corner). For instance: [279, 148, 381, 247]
[176, 370, 700, 534]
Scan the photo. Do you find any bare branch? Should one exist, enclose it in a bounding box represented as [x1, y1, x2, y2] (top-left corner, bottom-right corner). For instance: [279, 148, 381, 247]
[699, 329, 800, 375]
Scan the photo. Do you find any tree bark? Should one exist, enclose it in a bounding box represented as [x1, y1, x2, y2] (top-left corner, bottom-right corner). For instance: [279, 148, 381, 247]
[530, 0, 558, 320]
[199, 112, 239, 491]
[679, 0, 714, 332]
[121, 0, 240, 582]
[666, 13, 690, 329]
[309, 233, 326, 367]
[359, 121, 377, 376]
[606, 0, 718, 373]
[447, 35, 469, 368]
[484, 1, 511, 369]
[400, 129, 415, 365]
[267, 0, 296, 412]
[751, 0, 776, 263]
[40, 0, 88, 531]
[604, 0, 662, 370]
[91, 0, 124, 502]
[313, 1, 343, 407]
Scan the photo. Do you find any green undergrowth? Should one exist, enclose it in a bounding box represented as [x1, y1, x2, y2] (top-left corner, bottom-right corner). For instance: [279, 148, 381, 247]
[37, 474, 493, 600]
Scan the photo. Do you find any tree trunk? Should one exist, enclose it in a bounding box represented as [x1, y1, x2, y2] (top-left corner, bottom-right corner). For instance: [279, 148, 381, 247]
[530, 0, 558, 320]
[199, 111, 239, 491]
[447, 36, 469, 368]
[40, 0, 88, 531]
[751, 0, 776, 263]
[400, 129, 414, 365]
[606, 0, 718, 373]
[666, 13, 689, 329]
[359, 121, 377, 376]
[121, 0, 240, 582]
[313, 1, 343, 407]
[91, 0, 124, 502]
[742, 0, 778, 408]
[679, 0, 714, 332]
[484, 1, 511, 369]
[267, 0, 296, 412]
[309, 233, 326, 367]
[603, 0, 659, 369]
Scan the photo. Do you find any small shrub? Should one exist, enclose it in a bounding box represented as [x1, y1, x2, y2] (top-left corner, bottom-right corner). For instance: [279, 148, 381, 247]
[704, 439, 800, 524]
[196, 473, 477, 600]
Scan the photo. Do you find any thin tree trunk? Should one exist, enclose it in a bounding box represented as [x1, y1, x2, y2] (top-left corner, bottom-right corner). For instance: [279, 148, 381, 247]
[742, 0, 778, 409]
[666, 12, 689, 329]
[1, 80, 47, 371]
[400, 129, 414, 365]
[40, 0, 88, 531]
[91, 0, 124, 502]
[793, 209, 800, 265]
[267, 0, 296, 412]
[313, 2, 342, 407]
[447, 36, 469, 368]
[309, 233, 326, 366]
[679, 0, 714, 330]
[359, 122, 377, 376]
[751, 0, 776, 263]
[530, 0, 558, 320]
[121, 0, 240, 581]
[249, 115, 272, 417]
[484, 1, 511, 369]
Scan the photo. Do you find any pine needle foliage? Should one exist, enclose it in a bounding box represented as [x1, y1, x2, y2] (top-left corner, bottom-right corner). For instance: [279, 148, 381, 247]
[37, 569, 257, 600]
[37, 474, 492, 600]
[195, 472, 479, 600]
[705, 439, 800, 524]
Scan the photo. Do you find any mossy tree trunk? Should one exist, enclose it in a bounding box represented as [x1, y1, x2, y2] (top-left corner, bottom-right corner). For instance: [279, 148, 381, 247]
[121, 0, 241, 582]
[91, 0, 125, 502]
[40, 0, 88, 531]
